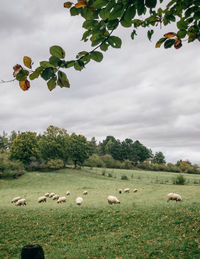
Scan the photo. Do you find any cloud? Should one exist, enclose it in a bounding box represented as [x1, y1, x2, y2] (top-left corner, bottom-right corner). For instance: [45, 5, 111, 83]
[0, 0, 200, 164]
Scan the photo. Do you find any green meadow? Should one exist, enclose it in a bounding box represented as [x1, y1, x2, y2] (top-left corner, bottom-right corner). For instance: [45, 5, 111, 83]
[0, 168, 200, 258]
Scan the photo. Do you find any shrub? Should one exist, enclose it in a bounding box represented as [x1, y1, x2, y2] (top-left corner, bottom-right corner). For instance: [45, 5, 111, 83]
[121, 160, 133, 169]
[84, 154, 105, 168]
[108, 173, 113, 177]
[173, 174, 186, 185]
[101, 169, 106, 176]
[121, 175, 129, 180]
[47, 159, 64, 170]
[0, 153, 25, 179]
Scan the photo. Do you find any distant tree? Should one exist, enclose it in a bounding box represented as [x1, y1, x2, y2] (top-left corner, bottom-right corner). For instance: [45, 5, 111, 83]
[99, 136, 117, 155]
[88, 137, 97, 155]
[10, 132, 40, 165]
[153, 151, 166, 164]
[132, 140, 152, 163]
[38, 125, 70, 165]
[68, 133, 90, 168]
[0, 131, 9, 152]
[8, 130, 19, 148]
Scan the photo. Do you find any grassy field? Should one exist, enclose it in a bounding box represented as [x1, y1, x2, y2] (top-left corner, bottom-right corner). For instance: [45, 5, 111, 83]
[0, 168, 200, 258]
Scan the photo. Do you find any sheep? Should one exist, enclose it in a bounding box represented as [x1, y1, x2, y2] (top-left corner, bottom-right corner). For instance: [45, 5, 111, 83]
[52, 194, 60, 200]
[118, 189, 123, 194]
[133, 189, 138, 193]
[124, 188, 130, 193]
[15, 198, 27, 206]
[38, 196, 47, 203]
[44, 192, 50, 197]
[49, 193, 55, 198]
[57, 197, 66, 203]
[76, 197, 83, 206]
[107, 195, 120, 205]
[167, 193, 182, 202]
[66, 191, 70, 196]
[11, 196, 21, 203]
[83, 190, 88, 195]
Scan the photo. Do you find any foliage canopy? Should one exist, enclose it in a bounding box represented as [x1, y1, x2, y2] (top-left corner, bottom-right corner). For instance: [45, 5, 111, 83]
[10, 0, 199, 91]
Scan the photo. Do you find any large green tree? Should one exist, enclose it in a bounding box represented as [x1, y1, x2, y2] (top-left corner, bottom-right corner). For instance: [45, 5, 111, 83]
[10, 132, 40, 165]
[69, 133, 90, 168]
[11, 0, 199, 91]
[153, 151, 166, 164]
[38, 125, 70, 165]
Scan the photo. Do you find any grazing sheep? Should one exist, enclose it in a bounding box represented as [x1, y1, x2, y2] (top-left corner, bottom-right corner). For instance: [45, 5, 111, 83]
[124, 188, 130, 193]
[83, 190, 88, 195]
[66, 191, 70, 196]
[44, 192, 50, 197]
[11, 196, 21, 203]
[57, 197, 66, 203]
[16, 198, 27, 206]
[38, 196, 47, 203]
[76, 197, 83, 206]
[52, 194, 60, 200]
[49, 193, 55, 198]
[107, 195, 120, 205]
[118, 189, 123, 194]
[133, 189, 138, 193]
[167, 193, 182, 202]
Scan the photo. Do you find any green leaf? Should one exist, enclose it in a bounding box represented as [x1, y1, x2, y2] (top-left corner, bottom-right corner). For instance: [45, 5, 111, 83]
[57, 71, 70, 88]
[131, 30, 137, 40]
[147, 30, 154, 41]
[47, 77, 57, 91]
[99, 8, 110, 20]
[100, 42, 109, 51]
[49, 56, 61, 67]
[145, 0, 157, 9]
[107, 19, 119, 30]
[41, 67, 55, 81]
[76, 51, 88, 59]
[49, 45, 65, 59]
[177, 19, 188, 30]
[124, 6, 136, 22]
[70, 6, 80, 16]
[155, 37, 167, 48]
[83, 20, 98, 30]
[107, 36, 122, 48]
[82, 30, 92, 42]
[109, 4, 124, 20]
[16, 70, 29, 81]
[90, 51, 103, 62]
[91, 0, 107, 9]
[164, 39, 175, 49]
[64, 60, 75, 68]
[121, 18, 132, 28]
[136, 0, 145, 15]
[40, 61, 54, 68]
[81, 8, 98, 20]
[177, 30, 187, 39]
[74, 61, 84, 71]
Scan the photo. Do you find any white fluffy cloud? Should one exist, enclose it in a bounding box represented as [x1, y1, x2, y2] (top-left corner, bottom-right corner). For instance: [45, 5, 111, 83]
[0, 0, 200, 164]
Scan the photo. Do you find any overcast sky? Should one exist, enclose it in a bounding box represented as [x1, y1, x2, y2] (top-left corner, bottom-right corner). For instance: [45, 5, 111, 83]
[1, 0, 200, 164]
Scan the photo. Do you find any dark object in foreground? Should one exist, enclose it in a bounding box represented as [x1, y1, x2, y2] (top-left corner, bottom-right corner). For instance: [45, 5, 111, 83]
[21, 244, 45, 259]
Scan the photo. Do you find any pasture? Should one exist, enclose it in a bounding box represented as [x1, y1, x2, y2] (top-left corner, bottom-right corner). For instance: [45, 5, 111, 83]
[0, 168, 200, 258]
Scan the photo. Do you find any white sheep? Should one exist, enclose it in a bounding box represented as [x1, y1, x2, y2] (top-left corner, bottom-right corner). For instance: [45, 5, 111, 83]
[57, 197, 66, 203]
[66, 191, 70, 196]
[107, 195, 120, 205]
[133, 189, 138, 193]
[83, 190, 88, 195]
[76, 197, 83, 206]
[118, 189, 123, 194]
[11, 196, 21, 203]
[44, 192, 50, 197]
[15, 198, 27, 206]
[38, 196, 47, 203]
[167, 193, 182, 202]
[124, 188, 130, 193]
[49, 192, 55, 198]
[52, 194, 60, 200]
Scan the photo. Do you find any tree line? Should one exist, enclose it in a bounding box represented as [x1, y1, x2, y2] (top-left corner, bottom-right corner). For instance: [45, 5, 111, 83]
[0, 125, 199, 178]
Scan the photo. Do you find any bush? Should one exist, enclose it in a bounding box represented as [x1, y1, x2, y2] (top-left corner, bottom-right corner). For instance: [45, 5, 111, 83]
[47, 159, 64, 170]
[121, 175, 129, 180]
[0, 153, 25, 179]
[108, 173, 113, 177]
[121, 160, 133, 169]
[173, 174, 186, 185]
[84, 154, 105, 168]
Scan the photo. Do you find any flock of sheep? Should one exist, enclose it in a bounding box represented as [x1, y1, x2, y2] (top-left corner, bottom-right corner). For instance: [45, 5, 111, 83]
[11, 188, 182, 207]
